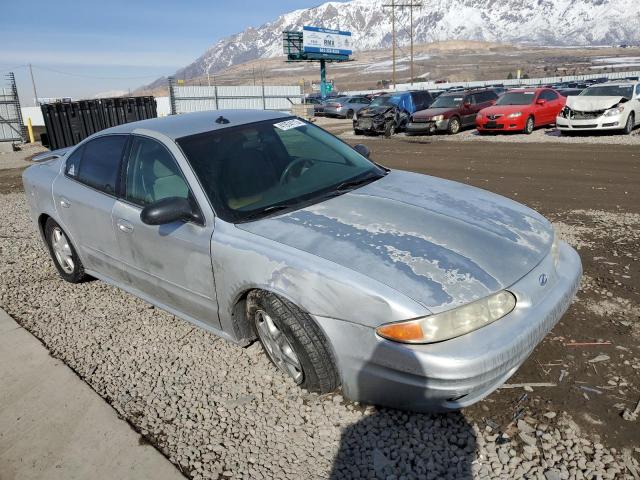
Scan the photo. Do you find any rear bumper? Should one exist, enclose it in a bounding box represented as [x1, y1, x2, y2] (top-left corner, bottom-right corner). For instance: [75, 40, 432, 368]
[556, 114, 623, 131]
[316, 241, 582, 412]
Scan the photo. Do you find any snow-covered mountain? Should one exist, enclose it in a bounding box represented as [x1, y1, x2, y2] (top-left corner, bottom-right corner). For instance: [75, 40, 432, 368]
[151, 0, 640, 86]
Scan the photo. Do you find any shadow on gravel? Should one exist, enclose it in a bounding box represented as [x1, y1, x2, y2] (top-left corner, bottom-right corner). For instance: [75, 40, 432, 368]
[330, 344, 476, 479]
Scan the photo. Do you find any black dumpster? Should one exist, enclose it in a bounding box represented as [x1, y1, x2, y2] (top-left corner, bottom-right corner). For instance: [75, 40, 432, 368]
[41, 96, 157, 150]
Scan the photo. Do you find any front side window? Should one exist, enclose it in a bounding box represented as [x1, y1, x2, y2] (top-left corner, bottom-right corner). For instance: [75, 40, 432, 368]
[635, 84, 640, 96]
[177, 118, 386, 223]
[125, 136, 190, 206]
[76, 135, 127, 194]
[540, 90, 558, 101]
[65, 145, 84, 177]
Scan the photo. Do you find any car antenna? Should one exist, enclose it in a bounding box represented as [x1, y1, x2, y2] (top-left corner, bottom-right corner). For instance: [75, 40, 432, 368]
[216, 115, 230, 124]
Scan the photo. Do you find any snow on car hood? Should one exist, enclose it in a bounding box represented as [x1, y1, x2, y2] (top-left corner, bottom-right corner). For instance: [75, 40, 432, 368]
[566, 96, 625, 111]
[239, 170, 553, 313]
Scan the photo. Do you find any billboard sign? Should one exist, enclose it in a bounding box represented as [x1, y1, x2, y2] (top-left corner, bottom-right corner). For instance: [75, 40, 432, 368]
[302, 26, 352, 57]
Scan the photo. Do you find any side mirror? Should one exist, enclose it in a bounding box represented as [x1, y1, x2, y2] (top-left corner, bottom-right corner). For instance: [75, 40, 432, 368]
[140, 197, 202, 226]
[353, 144, 370, 159]
[536, 99, 546, 106]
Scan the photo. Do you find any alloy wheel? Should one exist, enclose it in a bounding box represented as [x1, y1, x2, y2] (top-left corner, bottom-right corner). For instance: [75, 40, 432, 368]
[51, 227, 75, 274]
[255, 309, 304, 384]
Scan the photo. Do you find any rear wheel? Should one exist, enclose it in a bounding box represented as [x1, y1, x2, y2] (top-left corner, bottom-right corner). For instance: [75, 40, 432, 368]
[345, 109, 354, 119]
[623, 113, 634, 135]
[447, 117, 461, 135]
[524, 116, 535, 135]
[45, 218, 86, 283]
[248, 291, 339, 393]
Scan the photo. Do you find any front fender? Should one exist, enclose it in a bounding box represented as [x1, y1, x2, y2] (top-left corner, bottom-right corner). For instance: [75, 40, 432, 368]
[211, 219, 430, 340]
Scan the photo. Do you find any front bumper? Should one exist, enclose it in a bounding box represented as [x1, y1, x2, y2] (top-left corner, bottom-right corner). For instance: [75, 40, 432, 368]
[405, 119, 449, 135]
[354, 116, 386, 133]
[556, 114, 623, 131]
[476, 116, 526, 132]
[315, 241, 582, 412]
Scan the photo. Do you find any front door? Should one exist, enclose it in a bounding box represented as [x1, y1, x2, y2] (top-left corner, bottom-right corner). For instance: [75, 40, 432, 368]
[52, 134, 128, 282]
[111, 134, 220, 329]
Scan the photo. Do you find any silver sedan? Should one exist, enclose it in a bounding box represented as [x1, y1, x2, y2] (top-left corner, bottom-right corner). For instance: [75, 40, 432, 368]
[22, 110, 581, 411]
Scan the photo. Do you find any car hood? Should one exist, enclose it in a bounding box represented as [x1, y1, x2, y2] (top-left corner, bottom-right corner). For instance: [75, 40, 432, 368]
[238, 170, 553, 314]
[566, 96, 626, 111]
[481, 104, 532, 115]
[358, 105, 394, 117]
[413, 107, 456, 119]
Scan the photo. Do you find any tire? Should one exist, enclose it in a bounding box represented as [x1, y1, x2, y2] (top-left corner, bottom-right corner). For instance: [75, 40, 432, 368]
[623, 113, 634, 135]
[248, 290, 339, 394]
[44, 218, 86, 283]
[524, 116, 535, 135]
[354, 129, 363, 136]
[384, 121, 396, 137]
[447, 116, 461, 135]
[346, 109, 354, 119]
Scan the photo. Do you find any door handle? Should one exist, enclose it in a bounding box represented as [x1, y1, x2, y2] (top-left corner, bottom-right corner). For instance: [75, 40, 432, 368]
[117, 220, 134, 233]
[60, 198, 71, 208]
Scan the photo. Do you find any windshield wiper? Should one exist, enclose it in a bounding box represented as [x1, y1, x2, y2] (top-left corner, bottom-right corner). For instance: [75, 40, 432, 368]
[238, 203, 297, 222]
[334, 172, 386, 192]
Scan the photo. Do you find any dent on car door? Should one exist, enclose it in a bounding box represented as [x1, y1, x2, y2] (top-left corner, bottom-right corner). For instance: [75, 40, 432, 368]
[111, 134, 221, 329]
[52, 135, 128, 282]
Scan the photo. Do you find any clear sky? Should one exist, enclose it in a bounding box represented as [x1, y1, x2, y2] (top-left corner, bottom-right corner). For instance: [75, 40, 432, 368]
[0, 0, 339, 105]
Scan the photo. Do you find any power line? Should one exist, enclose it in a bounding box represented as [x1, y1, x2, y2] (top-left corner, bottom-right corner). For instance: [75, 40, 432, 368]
[30, 65, 163, 80]
[382, 1, 422, 87]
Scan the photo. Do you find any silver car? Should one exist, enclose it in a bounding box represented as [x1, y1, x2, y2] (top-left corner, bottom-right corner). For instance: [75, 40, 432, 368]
[23, 110, 582, 411]
[323, 96, 371, 118]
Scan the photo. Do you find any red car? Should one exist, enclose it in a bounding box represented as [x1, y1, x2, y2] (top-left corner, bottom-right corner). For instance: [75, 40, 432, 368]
[476, 88, 566, 134]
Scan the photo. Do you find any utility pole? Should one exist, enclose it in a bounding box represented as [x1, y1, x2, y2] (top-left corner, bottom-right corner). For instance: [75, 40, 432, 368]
[382, 1, 422, 88]
[28, 64, 39, 106]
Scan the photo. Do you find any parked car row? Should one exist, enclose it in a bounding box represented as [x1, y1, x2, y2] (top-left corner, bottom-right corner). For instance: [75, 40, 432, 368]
[345, 80, 640, 137]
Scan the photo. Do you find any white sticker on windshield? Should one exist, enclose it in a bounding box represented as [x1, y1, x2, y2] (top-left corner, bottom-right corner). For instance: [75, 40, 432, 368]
[274, 119, 306, 131]
[454, 97, 463, 101]
[524, 92, 535, 95]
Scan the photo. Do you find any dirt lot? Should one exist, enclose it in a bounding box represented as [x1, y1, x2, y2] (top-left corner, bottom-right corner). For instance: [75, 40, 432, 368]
[1, 137, 639, 478]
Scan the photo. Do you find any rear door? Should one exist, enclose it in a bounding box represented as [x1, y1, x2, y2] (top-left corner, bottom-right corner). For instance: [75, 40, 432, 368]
[111, 133, 221, 329]
[52, 134, 128, 282]
[460, 94, 477, 127]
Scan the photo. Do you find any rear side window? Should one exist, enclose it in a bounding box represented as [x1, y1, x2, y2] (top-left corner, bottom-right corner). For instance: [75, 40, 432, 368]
[76, 136, 127, 195]
[65, 145, 84, 177]
[636, 84, 640, 96]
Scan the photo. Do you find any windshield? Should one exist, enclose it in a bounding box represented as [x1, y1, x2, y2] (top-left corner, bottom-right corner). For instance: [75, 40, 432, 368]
[429, 95, 464, 108]
[370, 95, 400, 107]
[495, 92, 537, 105]
[580, 85, 634, 99]
[177, 118, 385, 222]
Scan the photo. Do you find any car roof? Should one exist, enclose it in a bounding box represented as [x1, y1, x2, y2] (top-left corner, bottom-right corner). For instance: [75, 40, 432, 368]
[596, 80, 637, 86]
[101, 109, 291, 140]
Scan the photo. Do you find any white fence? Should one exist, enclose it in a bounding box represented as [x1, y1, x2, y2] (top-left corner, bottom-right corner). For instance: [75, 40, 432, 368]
[169, 83, 303, 115]
[344, 70, 640, 95]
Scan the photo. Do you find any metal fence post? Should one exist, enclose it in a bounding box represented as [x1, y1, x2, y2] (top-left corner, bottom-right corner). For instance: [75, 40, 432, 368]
[168, 77, 176, 115]
[214, 84, 219, 110]
[261, 83, 266, 110]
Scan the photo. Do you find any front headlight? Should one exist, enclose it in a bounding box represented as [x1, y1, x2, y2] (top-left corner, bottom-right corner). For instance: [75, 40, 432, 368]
[376, 290, 516, 344]
[560, 106, 571, 118]
[431, 115, 444, 121]
[507, 112, 522, 118]
[604, 105, 624, 117]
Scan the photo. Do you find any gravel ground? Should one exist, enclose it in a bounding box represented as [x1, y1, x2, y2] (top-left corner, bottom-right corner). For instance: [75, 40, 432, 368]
[2, 191, 639, 480]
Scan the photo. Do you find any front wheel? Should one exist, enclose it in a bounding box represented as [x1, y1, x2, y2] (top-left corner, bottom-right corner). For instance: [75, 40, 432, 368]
[447, 117, 461, 135]
[345, 109, 354, 119]
[623, 113, 634, 135]
[45, 218, 87, 283]
[248, 291, 339, 393]
[384, 121, 396, 137]
[524, 116, 535, 135]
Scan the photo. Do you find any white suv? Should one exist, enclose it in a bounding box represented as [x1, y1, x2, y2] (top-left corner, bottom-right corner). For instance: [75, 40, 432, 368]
[556, 80, 640, 134]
